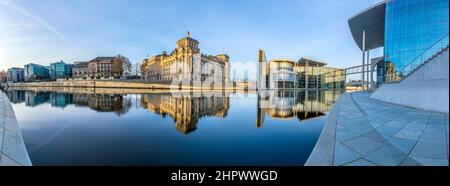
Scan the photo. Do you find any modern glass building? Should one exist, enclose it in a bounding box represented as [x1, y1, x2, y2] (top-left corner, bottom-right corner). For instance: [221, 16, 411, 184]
[7, 67, 25, 82]
[50, 60, 72, 79]
[349, 0, 449, 84]
[24, 63, 50, 81]
[257, 50, 346, 90]
[385, 0, 449, 78]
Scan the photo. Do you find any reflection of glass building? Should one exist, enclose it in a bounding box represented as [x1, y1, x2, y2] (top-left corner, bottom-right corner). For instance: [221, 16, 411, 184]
[256, 90, 343, 128]
[6, 90, 130, 115]
[25, 91, 50, 107]
[6, 90, 25, 103]
[349, 0, 449, 83]
[141, 93, 230, 134]
[49, 93, 73, 108]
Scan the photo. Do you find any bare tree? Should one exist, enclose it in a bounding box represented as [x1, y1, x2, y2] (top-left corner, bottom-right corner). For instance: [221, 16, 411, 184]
[117, 55, 132, 77]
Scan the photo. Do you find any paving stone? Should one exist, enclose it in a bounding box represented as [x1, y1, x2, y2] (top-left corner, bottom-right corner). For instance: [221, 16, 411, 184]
[0, 127, 3, 152]
[376, 125, 401, 136]
[0, 117, 4, 128]
[409, 156, 449, 166]
[386, 136, 416, 154]
[2, 129, 31, 166]
[336, 126, 361, 142]
[410, 141, 447, 159]
[344, 158, 376, 166]
[0, 153, 22, 166]
[428, 119, 446, 126]
[430, 114, 446, 120]
[420, 125, 447, 144]
[368, 120, 385, 128]
[385, 120, 410, 129]
[344, 136, 385, 156]
[364, 131, 390, 143]
[338, 117, 366, 128]
[307, 92, 449, 166]
[4, 117, 20, 133]
[394, 122, 427, 140]
[347, 123, 375, 135]
[333, 141, 361, 166]
[400, 156, 423, 166]
[365, 144, 408, 166]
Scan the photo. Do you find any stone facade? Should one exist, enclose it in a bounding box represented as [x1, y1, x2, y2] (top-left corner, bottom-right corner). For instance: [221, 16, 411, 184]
[87, 56, 124, 78]
[141, 36, 231, 85]
[72, 56, 124, 79]
[72, 62, 89, 78]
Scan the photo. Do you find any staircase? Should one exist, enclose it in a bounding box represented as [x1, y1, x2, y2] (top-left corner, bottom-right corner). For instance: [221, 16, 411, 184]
[399, 45, 449, 82]
[394, 34, 449, 82]
[371, 44, 449, 113]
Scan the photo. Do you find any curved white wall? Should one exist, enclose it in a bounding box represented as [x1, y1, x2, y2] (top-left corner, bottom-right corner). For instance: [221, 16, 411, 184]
[370, 49, 449, 113]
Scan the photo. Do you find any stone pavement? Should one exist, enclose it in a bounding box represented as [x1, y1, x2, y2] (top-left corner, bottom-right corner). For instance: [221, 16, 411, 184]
[306, 92, 449, 166]
[0, 90, 32, 166]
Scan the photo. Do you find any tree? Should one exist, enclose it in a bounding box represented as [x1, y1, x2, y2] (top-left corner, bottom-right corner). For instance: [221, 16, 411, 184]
[117, 54, 132, 77]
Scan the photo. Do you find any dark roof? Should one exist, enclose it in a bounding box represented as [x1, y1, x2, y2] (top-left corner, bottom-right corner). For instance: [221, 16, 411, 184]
[348, 1, 386, 51]
[89, 57, 115, 62]
[73, 62, 89, 68]
[297, 58, 327, 67]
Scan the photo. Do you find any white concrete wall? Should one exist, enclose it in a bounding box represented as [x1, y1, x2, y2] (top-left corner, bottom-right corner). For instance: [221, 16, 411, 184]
[371, 49, 449, 113]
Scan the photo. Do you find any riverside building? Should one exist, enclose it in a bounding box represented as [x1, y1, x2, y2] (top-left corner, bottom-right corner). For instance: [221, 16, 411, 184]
[141, 34, 231, 86]
[24, 63, 50, 81]
[50, 60, 72, 80]
[348, 0, 449, 85]
[6, 68, 25, 82]
[258, 50, 345, 90]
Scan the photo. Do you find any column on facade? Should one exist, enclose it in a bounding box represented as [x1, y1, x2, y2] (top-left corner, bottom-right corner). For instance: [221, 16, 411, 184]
[361, 29, 366, 91]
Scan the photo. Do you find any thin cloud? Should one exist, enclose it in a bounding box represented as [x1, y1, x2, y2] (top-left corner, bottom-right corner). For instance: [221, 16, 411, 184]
[0, 0, 72, 45]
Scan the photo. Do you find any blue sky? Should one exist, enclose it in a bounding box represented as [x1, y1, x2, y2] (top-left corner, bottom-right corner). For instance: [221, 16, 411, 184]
[0, 0, 383, 72]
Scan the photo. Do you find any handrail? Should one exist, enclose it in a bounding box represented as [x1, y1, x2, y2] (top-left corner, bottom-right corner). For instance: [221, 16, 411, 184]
[394, 33, 449, 81]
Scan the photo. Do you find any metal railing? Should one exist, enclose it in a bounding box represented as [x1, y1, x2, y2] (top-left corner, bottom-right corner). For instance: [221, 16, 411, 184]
[394, 34, 449, 81]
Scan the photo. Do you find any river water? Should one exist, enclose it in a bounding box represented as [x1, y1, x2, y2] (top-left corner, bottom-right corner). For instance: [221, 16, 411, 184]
[4, 88, 343, 165]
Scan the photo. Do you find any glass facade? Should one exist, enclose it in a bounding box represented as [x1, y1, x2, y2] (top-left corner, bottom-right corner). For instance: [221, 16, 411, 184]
[50, 61, 72, 79]
[385, 0, 449, 80]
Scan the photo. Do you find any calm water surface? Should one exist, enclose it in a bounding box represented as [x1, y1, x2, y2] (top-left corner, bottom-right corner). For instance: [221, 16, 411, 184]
[4, 88, 343, 166]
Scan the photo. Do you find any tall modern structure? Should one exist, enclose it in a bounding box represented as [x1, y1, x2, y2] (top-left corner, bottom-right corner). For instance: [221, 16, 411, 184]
[349, 0, 449, 86]
[257, 50, 345, 90]
[50, 60, 72, 79]
[24, 63, 50, 81]
[7, 68, 25, 82]
[385, 0, 449, 79]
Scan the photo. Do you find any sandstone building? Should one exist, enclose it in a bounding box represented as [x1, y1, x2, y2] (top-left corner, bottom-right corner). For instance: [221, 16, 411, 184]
[141, 35, 231, 86]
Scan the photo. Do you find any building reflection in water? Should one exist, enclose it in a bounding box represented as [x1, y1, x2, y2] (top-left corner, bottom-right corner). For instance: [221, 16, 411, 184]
[5, 89, 130, 115]
[257, 90, 343, 128]
[140, 93, 230, 134]
[4, 89, 342, 134]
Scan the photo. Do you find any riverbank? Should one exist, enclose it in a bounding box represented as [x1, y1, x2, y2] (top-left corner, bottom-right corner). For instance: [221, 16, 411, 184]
[6, 80, 249, 90]
[0, 91, 32, 166]
[4, 86, 251, 95]
[306, 92, 449, 166]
